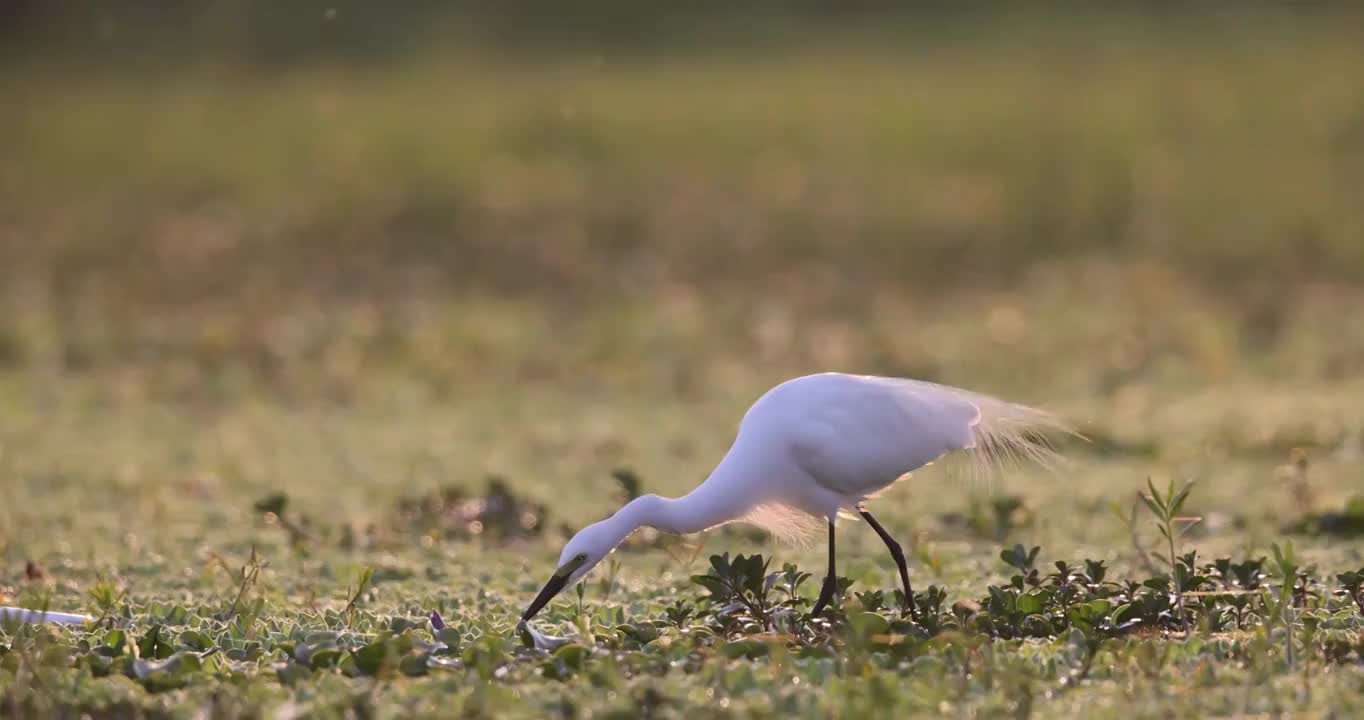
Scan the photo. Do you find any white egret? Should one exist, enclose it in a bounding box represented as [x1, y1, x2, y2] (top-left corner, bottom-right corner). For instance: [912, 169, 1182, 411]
[520, 372, 1070, 626]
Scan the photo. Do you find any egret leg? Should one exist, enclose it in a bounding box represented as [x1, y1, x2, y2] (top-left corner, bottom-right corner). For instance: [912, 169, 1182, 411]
[858, 508, 916, 619]
[810, 520, 838, 619]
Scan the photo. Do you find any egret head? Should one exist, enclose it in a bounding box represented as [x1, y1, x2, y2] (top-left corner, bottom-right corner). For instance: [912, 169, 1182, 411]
[518, 519, 619, 624]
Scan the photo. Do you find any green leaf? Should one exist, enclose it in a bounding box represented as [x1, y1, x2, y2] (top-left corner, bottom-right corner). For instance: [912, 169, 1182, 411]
[338, 654, 361, 678]
[691, 575, 729, 599]
[1021, 615, 1054, 637]
[308, 647, 344, 669]
[137, 626, 167, 660]
[435, 627, 462, 652]
[709, 554, 731, 578]
[1111, 603, 1139, 627]
[1170, 481, 1195, 514]
[846, 610, 890, 638]
[177, 630, 212, 651]
[1015, 592, 1045, 615]
[1140, 492, 1164, 519]
[102, 630, 128, 656]
[987, 586, 1017, 615]
[1272, 541, 1295, 572]
[553, 643, 588, 670]
[719, 639, 770, 659]
[352, 639, 392, 675]
[1069, 599, 1113, 627]
[398, 653, 429, 677]
[131, 651, 202, 691]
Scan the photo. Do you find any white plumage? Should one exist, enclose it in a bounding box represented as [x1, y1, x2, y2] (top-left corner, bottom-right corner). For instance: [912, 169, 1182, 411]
[0, 606, 92, 626]
[736, 373, 1067, 541]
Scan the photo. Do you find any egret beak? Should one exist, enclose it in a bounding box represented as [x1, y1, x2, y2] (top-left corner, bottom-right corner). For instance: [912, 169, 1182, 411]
[519, 555, 586, 625]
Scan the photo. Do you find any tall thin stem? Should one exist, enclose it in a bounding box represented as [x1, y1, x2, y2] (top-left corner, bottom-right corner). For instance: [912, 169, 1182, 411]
[1166, 523, 1188, 636]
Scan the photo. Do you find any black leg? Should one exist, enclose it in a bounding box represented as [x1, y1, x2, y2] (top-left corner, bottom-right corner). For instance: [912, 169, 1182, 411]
[809, 520, 838, 618]
[859, 508, 915, 618]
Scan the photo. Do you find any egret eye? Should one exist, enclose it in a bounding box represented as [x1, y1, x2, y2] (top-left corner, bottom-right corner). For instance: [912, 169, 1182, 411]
[554, 554, 589, 579]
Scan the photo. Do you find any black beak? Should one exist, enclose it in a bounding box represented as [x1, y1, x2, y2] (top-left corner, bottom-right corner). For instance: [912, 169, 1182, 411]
[519, 573, 569, 624]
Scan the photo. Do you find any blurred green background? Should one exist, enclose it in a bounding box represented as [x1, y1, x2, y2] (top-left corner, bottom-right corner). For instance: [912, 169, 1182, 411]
[3, 1, 1363, 424]
[6, 8, 1364, 716]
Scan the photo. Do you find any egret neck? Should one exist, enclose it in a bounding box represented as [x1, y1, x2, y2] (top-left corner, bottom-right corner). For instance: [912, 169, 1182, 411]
[602, 446, 772, 543]
[518, 450, 766, 624]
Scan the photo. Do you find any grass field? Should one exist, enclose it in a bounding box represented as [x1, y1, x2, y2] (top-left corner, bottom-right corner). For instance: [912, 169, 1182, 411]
[3, 11, 1364, 718]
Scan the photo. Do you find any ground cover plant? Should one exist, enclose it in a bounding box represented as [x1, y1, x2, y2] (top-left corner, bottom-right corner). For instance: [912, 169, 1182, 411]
[4, 5, 1364, 718]
[3, 440, 1363, 718]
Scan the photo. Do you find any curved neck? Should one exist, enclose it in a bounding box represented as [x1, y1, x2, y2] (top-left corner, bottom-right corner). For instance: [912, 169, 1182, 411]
[608, 493, 731, 537]
[605, 447, 765, 539]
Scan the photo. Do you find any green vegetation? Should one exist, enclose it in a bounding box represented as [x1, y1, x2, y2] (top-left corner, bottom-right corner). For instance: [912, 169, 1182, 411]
[3, 7, 1364, 718]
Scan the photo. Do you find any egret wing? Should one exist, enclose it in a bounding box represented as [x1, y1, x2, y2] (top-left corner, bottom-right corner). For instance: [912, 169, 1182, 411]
[782, 375, 981, 498]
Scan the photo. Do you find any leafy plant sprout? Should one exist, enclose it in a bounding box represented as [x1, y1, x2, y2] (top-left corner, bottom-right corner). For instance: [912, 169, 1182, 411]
[1138, 478, 1201, 635]
[518, 372, 1071, 629]
[1269, 541, 1299, 669]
